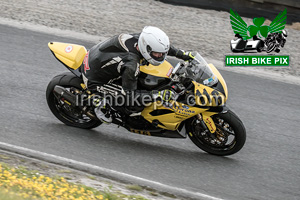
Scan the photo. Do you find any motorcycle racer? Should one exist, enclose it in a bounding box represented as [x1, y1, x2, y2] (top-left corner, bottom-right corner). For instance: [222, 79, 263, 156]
[81, 26, 195, 123]
[265, 30, 288, 53]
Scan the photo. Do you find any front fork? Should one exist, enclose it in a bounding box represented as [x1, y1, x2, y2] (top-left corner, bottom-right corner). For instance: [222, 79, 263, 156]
[199, 113, 217, 133]
[194, 114, 217, 140]
[195, 106, 228, 136]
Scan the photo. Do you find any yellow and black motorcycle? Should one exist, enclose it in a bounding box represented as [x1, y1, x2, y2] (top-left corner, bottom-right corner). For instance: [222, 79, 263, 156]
[46, 42, 246, 156]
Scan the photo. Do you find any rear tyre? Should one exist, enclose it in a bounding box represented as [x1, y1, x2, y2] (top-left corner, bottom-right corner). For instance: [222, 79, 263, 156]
[187, 110, 246, 156]
[46, 72, 102, 129]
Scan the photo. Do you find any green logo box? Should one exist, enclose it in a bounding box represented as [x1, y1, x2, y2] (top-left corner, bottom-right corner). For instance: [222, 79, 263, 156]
[225, 55, 289, 66]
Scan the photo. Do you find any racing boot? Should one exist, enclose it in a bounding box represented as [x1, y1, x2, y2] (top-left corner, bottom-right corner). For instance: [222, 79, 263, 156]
[93, 98, 112, 124]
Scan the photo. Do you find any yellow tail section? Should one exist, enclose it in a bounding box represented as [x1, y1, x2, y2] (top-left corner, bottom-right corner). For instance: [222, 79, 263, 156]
[48, 42, 87, 70]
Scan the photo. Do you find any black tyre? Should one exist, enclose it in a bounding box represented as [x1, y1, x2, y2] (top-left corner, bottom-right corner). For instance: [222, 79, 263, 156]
[187, 110, 246, 156]
[46, 72, 102, 129]
[267, 43, 276, 53]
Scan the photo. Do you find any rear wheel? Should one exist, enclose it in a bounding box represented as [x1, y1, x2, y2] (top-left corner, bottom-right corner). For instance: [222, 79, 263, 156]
[187, 110, 246, 156]
[46, 72, 102, 129]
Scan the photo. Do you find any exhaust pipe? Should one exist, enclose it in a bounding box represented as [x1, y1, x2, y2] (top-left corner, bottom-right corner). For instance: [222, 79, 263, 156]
[53, 86, 99, 120]
[53, 85, 77, 106]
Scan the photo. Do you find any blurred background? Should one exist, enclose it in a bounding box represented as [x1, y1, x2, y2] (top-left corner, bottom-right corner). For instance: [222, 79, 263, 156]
[157, 0, 300, 23]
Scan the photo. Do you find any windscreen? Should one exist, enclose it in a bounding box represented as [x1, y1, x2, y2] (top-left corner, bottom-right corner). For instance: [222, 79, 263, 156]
[185, 53, 218, 86]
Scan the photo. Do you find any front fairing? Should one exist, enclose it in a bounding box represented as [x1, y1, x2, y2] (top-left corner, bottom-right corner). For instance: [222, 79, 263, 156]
[193, 81, 226, 107]
[175, 53, 228, 106]
[141, 53, 229, 132]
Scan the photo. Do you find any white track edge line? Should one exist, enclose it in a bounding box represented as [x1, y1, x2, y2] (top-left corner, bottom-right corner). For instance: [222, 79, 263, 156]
[0, 141, 224, 200]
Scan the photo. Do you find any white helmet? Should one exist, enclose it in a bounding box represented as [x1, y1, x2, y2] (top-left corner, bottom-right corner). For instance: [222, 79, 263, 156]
[138, 26, 170, 66]
[282, 29, 288, 37]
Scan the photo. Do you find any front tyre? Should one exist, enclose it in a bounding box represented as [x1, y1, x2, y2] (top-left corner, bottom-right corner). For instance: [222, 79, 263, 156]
[187, 110, 246, 156]
[46, 72, 102, 129]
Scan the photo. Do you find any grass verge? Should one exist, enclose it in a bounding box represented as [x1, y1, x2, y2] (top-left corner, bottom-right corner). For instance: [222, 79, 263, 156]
[0, 161, 155, 200]
[0, 162, 118, 199]
[0, 152, 178, 200]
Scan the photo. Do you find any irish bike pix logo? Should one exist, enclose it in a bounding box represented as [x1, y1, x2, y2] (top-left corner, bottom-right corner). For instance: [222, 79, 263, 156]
[225, 8, 289, 67]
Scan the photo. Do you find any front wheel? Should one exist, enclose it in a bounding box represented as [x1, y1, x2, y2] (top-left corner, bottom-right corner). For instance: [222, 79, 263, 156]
[266, 42, 276, 53]
[187, 110, 246, 156]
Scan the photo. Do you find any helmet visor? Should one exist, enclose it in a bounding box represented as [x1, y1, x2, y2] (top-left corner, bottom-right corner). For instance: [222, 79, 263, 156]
[150, 51, 166, 62]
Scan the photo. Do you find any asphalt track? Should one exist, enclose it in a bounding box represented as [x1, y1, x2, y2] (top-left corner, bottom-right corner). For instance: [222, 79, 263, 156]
[0, 24, 300, 200]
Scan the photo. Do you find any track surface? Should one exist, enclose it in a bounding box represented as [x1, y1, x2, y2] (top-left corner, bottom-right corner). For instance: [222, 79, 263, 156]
[0, 24, 300, 200]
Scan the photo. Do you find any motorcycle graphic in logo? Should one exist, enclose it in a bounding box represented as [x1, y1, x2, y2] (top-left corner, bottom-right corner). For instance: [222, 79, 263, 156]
[230, 9, 288, 53]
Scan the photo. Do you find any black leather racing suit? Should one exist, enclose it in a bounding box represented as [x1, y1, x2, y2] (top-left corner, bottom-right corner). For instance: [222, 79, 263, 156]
[81, 33, 188, 112]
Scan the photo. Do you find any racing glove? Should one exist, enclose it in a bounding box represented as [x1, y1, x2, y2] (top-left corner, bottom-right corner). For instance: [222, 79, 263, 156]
[152, 89, 175, 102]
[181, 51, 195, 61]
[93, 98, 102, 107]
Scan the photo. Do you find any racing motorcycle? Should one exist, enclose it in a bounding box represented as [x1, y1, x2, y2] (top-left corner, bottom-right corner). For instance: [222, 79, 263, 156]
[265, 31, 287, 53]
[46, 42, 246, 156]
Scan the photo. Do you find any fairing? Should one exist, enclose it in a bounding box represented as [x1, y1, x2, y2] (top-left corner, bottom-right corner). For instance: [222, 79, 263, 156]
[48, 42, 87, 70]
